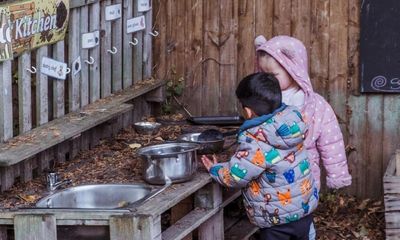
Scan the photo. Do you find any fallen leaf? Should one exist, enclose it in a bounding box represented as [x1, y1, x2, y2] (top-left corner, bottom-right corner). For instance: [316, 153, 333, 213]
[154, 137, 164, 141]
[128, 143, 142, 149]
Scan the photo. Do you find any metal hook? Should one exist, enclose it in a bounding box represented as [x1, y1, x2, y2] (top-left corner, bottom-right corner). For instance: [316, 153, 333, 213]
[148, 30, 159, 37]
[129, 38, 139, 46]
[26, 66, 37, 74]
[65, 67, 71, 74]
[84, 57, 95, 65]
[107, 46, 118, 55]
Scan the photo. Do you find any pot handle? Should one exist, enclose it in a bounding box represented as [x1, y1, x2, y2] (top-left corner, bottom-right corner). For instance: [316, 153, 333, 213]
[143, 175, 172, 202]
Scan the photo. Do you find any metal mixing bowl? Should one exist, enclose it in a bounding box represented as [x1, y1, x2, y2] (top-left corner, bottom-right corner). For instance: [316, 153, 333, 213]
[178, 132, 225, 154]
[137, 142, 200, 184]
[134, 121, 161, 135]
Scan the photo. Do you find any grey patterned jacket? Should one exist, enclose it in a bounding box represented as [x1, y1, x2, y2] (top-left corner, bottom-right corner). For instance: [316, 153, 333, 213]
[209, 104, 318, 228]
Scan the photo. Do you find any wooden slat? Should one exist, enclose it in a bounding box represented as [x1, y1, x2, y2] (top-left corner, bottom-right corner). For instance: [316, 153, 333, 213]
[224, 218, 258, 240]
[346, 0, 364, 196]
[202, 0, 220, 115]
[0, 61, 13, 142]
[80, 5, 90, 107]
[310, 0, 330, 98]
[198, 183, 223, 240]
[110, 215, 154, 240]
[14, 215, 57, 240]
[184, 0, 203, 116]
[0, 103, 133, 167]
[122, 0, 133, 88]
[273, 0, 291, 35]
[36, 47, 49, 125]
[328, 0, 348, 139]
[70, 0, 98, 9]
[163, 208, 220, 240]
[1, 166, 14, 191]
[153, 0, 167, 80]
[219, 0, 238, 115]
[291, 0, 311, 70]
[112, 0, 123, 91]
[143, 6, 152, 79]
[255, 0, 273, 38]
[133, 2, 144, 83]
[89, 1, 101, 103]
[68, 8, 81, 111]
[18, 52, 32, 134]
[100, 0, 113, 98]
[53, 41, 66, 118]
[237, 0, 255, 80]
[384, 98, 400, 177]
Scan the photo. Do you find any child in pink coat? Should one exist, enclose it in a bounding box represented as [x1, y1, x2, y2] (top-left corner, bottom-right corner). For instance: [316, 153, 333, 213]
[254, 35, 352, 238]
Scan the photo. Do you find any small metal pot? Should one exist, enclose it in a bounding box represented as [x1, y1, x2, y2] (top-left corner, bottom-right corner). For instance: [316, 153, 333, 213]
[178, 132, 225, 155]
[134, 121, 161, 135]
[137, 143, 200, 185]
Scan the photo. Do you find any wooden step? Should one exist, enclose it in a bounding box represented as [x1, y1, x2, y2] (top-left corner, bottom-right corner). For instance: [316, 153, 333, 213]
[225, 218, 259, 240]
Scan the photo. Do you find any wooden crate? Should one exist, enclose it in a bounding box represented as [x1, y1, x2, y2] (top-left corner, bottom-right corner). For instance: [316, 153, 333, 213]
[0, 172, 243, 240]
[384, 149, 400, 239]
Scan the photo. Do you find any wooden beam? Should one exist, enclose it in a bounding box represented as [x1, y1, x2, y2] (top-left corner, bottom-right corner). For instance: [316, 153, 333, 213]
[14, 214, 57, 240]
[70, 0, 98, 9]
[395, 150, 400, 176]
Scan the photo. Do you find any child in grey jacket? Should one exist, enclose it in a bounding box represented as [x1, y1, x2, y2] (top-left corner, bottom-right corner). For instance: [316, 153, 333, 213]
[201, 72, 318, 240]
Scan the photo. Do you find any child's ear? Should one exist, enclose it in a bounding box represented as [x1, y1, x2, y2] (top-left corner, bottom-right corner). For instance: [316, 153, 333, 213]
[243, 107, 256, 118]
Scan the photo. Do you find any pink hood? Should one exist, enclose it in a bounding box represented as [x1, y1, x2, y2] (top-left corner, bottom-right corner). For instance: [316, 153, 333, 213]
[254, 35, 352, 189]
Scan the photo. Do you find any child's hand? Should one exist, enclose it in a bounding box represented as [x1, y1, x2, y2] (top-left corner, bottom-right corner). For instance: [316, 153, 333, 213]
[201, 154, 218, 171]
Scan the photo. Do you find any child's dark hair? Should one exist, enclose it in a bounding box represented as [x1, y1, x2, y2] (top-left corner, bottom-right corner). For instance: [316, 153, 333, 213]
[236, 72, 282, 116]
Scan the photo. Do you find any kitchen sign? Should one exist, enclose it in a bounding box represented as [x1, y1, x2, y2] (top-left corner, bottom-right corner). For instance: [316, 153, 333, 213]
[0, 0, 69, 62]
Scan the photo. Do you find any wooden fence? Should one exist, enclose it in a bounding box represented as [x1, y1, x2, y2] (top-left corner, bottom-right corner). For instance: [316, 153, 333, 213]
[152, 0, 400, 199]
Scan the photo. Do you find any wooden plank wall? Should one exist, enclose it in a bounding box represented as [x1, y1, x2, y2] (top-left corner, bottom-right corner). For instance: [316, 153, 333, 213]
[152, 0, 400, 199]
[0, 1, 153, 140]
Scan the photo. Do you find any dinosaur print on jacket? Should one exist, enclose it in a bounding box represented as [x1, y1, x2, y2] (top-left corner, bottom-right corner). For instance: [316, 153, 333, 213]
[230, 163, 247, 182]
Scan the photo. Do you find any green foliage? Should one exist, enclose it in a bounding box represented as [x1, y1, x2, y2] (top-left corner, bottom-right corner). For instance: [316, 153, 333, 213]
[162, 66, 185, 114]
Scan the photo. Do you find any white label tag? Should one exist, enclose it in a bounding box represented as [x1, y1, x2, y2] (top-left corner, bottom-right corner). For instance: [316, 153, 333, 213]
[82, 31, 100, 49]
[72, 56, 81, 76]
[126, 16, 146, 34]
[138, 0, 151, 12]
[105, 4, 121, 21]
[41, 57, 70, 80]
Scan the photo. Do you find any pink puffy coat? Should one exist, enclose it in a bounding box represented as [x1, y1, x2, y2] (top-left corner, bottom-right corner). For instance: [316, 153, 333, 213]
[254, 35, 352, 189]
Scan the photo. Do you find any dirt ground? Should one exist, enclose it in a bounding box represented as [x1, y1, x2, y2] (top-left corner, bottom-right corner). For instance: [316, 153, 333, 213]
[0, 119, 385, 239]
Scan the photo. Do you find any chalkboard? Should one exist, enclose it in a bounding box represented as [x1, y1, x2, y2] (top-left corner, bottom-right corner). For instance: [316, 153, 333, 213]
[360, 0, 400, 93]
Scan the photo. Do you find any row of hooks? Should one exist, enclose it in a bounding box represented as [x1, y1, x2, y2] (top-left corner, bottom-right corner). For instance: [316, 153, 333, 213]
[25, 30, 160, 74]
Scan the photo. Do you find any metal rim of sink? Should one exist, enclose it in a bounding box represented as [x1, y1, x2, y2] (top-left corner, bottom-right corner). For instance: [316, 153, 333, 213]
[35, 183, 166, 209]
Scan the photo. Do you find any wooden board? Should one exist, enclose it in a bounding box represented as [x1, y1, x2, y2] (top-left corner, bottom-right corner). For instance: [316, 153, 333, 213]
[273, 0, 291, 35]
[35, 47, 49, 126]
[53, 41, 65, 118]
[100, 0, 112, 98]
[183, 0, 203, 116]
[0, 103, 133, 167]
[310, 0, 329, 98]
[14, 214, 57, 240]
[80, 5, 90, 107]
[224, 218, 258, 240]
[18, 52, 32, 134]
[219, 0, 238, 115]
[122, 0, 134, 88]
[89, 2, 101, 103]
[0, 61, 13, 142]
[68, 8, 82, 111]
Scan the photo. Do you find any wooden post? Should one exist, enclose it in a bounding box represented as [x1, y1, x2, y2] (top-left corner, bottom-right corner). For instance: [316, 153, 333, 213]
[100, 0, 112, 98]
[18, 52, 32, 133]
[110, 215, 155, 240]
[80, 5, 90, 107]
[0, 61, 13, 142]
[112, 0, 123, 92]
[395, 150, 400, 176]
[68, 8, 81, 111]
[36, 46, 49, 126]
[14, 214, 57, 240]
[196, 183, 224, 240]
[53, 41, 65, 118]
[123, 0, 133, 88]
[89, 1, 101, 103]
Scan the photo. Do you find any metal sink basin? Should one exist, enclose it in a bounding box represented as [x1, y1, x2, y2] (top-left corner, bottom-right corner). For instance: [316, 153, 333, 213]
[35, 184, 162, 209]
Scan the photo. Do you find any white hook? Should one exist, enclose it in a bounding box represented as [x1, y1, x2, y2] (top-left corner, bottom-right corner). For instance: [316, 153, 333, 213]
[107, 46, 118, 54]
[26, 66, 37, 74]
[129, 38, 139, 46]
[84, 57, 95, 65]
[148, 30, 159, 37]
[66, 67, 71, 74]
